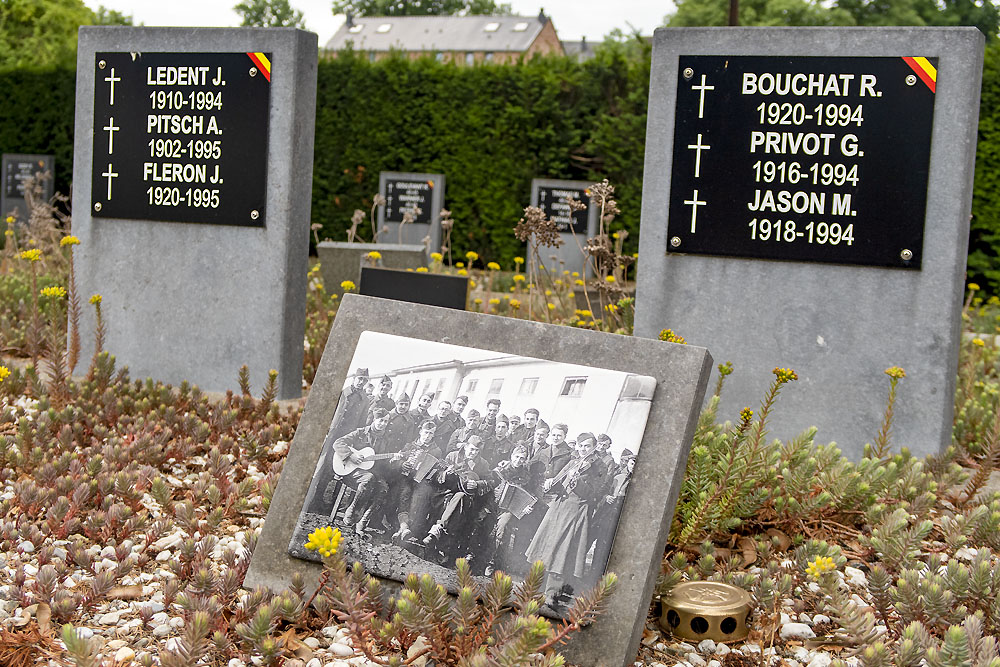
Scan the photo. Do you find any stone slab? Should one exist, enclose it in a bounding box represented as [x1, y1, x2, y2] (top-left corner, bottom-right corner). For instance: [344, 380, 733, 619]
[71, 27, 317, 398]
[316, 241, 426, 293]
[529, 178, 599, 278]
[377, 171, 445, 253]
[635, 27, 983, 459]
[246, 294, 713, 667]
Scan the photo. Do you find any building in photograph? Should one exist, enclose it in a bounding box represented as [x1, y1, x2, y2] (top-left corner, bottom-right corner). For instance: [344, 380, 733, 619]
[324, 12, 565, 64]
[363, 354, 653, 459]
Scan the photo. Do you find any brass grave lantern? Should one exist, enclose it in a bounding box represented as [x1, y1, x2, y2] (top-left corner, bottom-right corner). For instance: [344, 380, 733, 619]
[660, 581, 753, 642]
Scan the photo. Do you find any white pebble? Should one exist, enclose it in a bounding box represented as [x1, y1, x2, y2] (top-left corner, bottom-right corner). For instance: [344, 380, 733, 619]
[321, 626, 340, 638]
[115, 647, 135, 663]
[228, 660, 247, 667]
[18, 541, 35, 553]
[76, 627, 94, 640]
[328, 643, 355, 658]
[101, 546, 116, 559]
[715, 644, 730, 656]
[779, 612, 791, 625]
[793, 646, 811, 662]
[780, 623, 817, 640]
[677, 643, 697, 653]
[808, 654, 833, 667]
[152, 612, 169, 624]
[99, 612, 121, 625]
[844, 566, 867, 587]
[304, 637, 321, 649]
[813, 614, 831, 624]
[743, 643, 761, 654]
[107, 640, 127, 650]
[798, 613, 812, 624]
[164, 638, 181, 652]
[707, 661, 722, 667]
[307, 660, 322, 667]
[156, 550, 172, 562]
[169, 616, 185, 628]
[697, 639, 716, 654]
[153, 624, 171, 638]
[686, 653, 707, 667]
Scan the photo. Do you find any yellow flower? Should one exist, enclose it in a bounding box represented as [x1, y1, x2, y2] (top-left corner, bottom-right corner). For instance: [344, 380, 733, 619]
[4, 216, 13, 225]
[430, 252, 443, 262]
[489, 298, 500, 305]
[0, 366, 9, 383]
[514, 256, 524, 265]
[545, 290, 552, 297]
[40, 286, 67, 298]
[605, 275, 616, 283]
[308, 264, 321, 277]
[658, 329, 687, 344]
[367, 250, 382, 260]
[576, 309, 593, 318]
[470, 280, 476, 288]
[331, 294, 339, 300]
[605, 303, 618, 313]
[805, 555, 837, 580]
[304, 526, 343, 558]
[513, 274, 526, 283]
[416, 267, 429, 273]
[457, 269, 468, 276]
[19, 249, 41, 262]
[562, 270, 570, 276]
[574, 279, 585, 287]
[510, 299, 521, 310]
[89, 294, 102, 305]
[773, 367, 799, 383]
[60, 236, 80, 247]
[465, 251, 479, 262]
[739, 407, 754, 424]
[474, 297, 483, 305]
[972, 338, 986, 347]
[487, 261, 500, 271]
[571, 272, 579, 278]
[547, 303, 555, 311]
[4, 230, 12, 237]
[554, 279, 563, 287]
[968, 282, 981, 291]
[456, 262, 465, 269]
[989, 296, 1000, 306]
[341, 280, 356, 291]
[612, 232, 620, 239]
[885, 366, 907, 378]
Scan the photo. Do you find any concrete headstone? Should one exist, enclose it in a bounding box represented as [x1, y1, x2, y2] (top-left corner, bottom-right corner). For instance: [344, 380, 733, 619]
[246, 294, 712, 667]
[72, 27, 317, 398]
[377, 171, 445, 253]
[529, 178, 599, 278]
[2, 153, 54, 223]
[635, 27, 984, 459]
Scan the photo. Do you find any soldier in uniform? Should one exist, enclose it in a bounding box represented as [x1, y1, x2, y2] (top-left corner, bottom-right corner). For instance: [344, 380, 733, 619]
[482, 414, 514, 467]
[479, 398, 502, 433]
[383, 394, 417, 460]
[430, 400, 461, 451]
[303, 367, 370, 515]
[330, 408, 394, 532]
[366, 375, 396, 424]
[595, 433, 617, 475]
[589, 452, 635, 576]
[392, 420, 440, 542]
[409, 392, 435, 422]
[447, 409, 482, 452]
[451, 395, 470, 428]
[419, 434, 495, 555]
[509, 408, 539, 448]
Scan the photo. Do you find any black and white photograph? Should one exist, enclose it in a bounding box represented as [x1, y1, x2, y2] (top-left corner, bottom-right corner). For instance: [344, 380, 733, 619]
[288, 331, 655, 616]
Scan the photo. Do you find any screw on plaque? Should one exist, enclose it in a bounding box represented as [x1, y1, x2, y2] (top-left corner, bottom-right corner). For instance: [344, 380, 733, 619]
[683, 67, 694, 80]
[251, 210, 260, 220]
[250, 67, 258, 77]
[671, 236, 682, 248]
[94, 202, 102, 212]
[905, 74, 917, 86]
[900, 249, 913, 261]
[98, 60, 107, 70]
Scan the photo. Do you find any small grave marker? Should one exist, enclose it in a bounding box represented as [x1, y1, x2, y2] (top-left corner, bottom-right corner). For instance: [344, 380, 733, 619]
[359, 266, 469, 309]
[2, 153, 54, 222]
[246, 294, 712, 667]
[72, 27, 318, 398]
[377, 171, 445, 252]
[529, 178, 599, 277]
[636, 27, 984, 459]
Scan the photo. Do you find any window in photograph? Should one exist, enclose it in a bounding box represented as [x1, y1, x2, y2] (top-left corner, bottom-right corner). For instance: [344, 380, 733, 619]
[519, 377, 539, 395]
[465, 378, 478, 392]
[619, 374, 656, 400]
[488, 378, 504, 394]
[436, 378, 446, 395]
[560, 376, 587, 397]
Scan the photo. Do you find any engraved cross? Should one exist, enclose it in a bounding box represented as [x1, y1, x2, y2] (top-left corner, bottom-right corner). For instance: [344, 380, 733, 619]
[687, 133, 711, 178]
[692, 74, 715, 119]
[101, 164, 119, 200]
[104, 68, 121, 106]
[103, 117, 120, 154]
[684, 190, 706, 234]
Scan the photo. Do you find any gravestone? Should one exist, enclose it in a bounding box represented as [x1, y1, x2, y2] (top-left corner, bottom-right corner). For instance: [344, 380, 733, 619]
[316, 241, 426, 295]
[2, 153, 54, 222]
[377, 171, 445, 253]
[635, 27, 983, 459]
[72, 27, 317, 398]
[529, 178, 599, 278]
[246, 294, 713, 667]
[359, 266, 469, 309]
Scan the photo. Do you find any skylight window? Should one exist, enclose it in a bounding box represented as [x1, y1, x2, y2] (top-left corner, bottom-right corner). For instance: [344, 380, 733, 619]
[376, 23, 392, 33]
[513, 22, 529, 31]
[348, 24, 364, 33]
[484, 22, 500, 32]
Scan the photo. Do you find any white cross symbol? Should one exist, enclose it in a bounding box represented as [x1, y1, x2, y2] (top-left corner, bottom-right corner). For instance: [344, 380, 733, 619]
[104, 68, 121, 106]
[103, 117, 119, 154]
[687, 133, 711, 178]
[684, 190, 706, 234]
[101, 164, 118, 200]
[692, 74, 715, 119]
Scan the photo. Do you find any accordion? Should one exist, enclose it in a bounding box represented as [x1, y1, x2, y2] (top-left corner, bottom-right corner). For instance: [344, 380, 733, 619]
[496, 481, 537, 519]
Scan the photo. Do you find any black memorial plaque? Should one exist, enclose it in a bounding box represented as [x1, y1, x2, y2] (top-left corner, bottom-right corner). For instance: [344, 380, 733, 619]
[668, 56, 937, 268]
[359, 266, 469, 310]
[384, 179, 434, 224]
[537, 185, 589, 234]
[3, 155, 53, 199]
[91, 52, 271, 226]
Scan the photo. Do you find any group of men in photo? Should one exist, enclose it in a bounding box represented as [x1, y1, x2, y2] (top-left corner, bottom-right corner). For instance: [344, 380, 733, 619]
[303, 367, 637, 609]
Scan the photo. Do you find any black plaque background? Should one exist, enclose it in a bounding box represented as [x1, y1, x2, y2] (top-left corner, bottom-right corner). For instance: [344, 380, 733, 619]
[668, 56, 936, 268]
[4, 155, 53, 198]
[359, 267, 469, 310]
[384, 179, 434, 224]
[537, 185, 588, 234]
[91, 52, 270, 226]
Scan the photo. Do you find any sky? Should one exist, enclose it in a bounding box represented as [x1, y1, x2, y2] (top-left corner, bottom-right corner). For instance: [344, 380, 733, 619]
[86, 1, 672, 43]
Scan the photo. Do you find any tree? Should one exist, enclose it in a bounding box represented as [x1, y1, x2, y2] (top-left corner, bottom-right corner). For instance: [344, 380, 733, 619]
[0, 0, 95, 69]
[835, 0, 999, 39]
[93, 4, 133, 25]
[330, 0, 512, 16]
[234, 0, 306, 27]
[667, 0, 855, 26]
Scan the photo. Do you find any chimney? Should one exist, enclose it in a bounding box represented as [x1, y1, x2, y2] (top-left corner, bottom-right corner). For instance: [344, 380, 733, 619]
[538, 8, 547, 24]
[346, 11, 354, 27]
[581, 36, 588, 51]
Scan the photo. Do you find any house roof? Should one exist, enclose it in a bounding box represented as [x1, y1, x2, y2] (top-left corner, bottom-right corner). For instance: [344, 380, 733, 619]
[325, 14, 550, 53]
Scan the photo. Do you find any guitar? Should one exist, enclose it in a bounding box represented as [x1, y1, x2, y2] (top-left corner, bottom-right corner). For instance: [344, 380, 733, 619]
[331, 447, 397, 476]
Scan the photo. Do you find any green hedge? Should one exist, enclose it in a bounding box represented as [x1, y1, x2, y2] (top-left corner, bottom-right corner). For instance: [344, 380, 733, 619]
[8, 40, 1000, 283]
